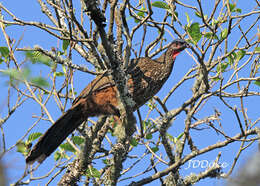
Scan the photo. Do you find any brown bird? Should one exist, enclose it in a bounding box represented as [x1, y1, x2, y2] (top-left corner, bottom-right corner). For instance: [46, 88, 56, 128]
[26, 39, 189, 164]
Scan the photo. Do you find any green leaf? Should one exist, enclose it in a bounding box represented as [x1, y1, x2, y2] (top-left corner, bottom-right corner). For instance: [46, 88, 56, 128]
[102, 159, 109, 165]
[0, 47, 9, 59]
[86, 167, 101, 178]
[54, 151, 62, 161]
[5, 23, 12, 27]
[236, 50, 246, 61]
[254, 80, 260, 87]
[130, 138, 138, 147]
[195, 12, 208, 20]
[25, 51, 52, 67]
[166, 133, 174, 142]
[1, 68, 26, 81]
[254, 47, 260, 53]
[217, 62, 229, 73]
[204, 32, 218, 40]
[171, 11, 178, 20]
[227, 52, 237, 65]
[28, 132, 42, 143]
[145, 133, 153, 140]
[72, 136, 85, 146]
[134, 7, 146, 23]
[211, 18, 220, 27]
[173, 133, 184, 144]
[212, 77, 221, 82]
[16, 141, 27, 155]
[150, 146, 159, 153]
[229, 3, 236, 12]
[185, 12, 191, 26]
[1, 68, 20, 79]
[176, 132, 184, 141]
[151, 1, 169, 9]
[22, 68, 31, 78]
[187, 22, 202, 44]
[69, 88, 77, 96]
[236, 8, 242, 13]
[30, 77, 50, 88]
[62, 65, 67, 74]
[60, 143, 76, 152]
[62, 40, 70, 52]
[195, 11, 201, 18]
[54, 71, 64, 77]
[142, 120, 151, 131]
[228, 3, 242, 13]
[220, 28, 228, 40]
[173, 132, 184, 144]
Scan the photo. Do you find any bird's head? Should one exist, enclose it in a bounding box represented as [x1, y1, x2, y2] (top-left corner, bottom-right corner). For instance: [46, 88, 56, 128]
[168, 39, 190, 60]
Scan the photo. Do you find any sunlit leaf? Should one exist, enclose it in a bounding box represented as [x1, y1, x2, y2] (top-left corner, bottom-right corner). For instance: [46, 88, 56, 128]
[211, 18, 219, 27]
[25, 51, 52, 67]
[134, 7, 146, 23]
[187, 22, 202, 44]
[204, 32, 218, 40]
[254, 80, 260, 87]
[62, 65, 67, 74]
[16, 141, 27, 155]
[54, 71, 64, 77]
[30, 77, 50, 88]
[54, 151, 62, 161]
[166, 133, 174, 142]
[72, 136, 85, 146]
[212, 77, 221, 82]
[195, 11, 201, 18]
[102, 159, 109, 165]
[1, 68, 25, 81]
[176, 132, 184, 141]
[62, 40, 70, 52]
[228, 3, 242, 13]
[145, 133, 153, 140]
[151, 1, 169, 9]
[130, 138, 138, 147]
[236, 50, 246, 61]
[86, 167, 101, 178]
[142, 120, 152, 131]
[254, 47, 260, 53]
[229, 3, 236, 12]
[171, 11, 178, 20]
[0, 47, 9, 59]
[150, 146, 159, 153]
[220, 28, 228, 40]
[60, 143, 76, 152]
[217, 62, 229, 73]
[28, 132, 42, 143]
[236, 8, 242, 13]
[195, 12, 208, 20]
[185, 12, 191, 26]
[227, 53, 235, 65]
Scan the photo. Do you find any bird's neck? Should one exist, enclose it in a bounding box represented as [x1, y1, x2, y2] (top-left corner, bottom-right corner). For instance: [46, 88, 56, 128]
[152, 48, 177, 82]
[156, 48, 176, 69]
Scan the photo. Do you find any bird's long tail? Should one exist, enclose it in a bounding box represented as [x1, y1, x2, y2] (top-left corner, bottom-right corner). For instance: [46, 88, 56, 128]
[26, 104, 85, 164]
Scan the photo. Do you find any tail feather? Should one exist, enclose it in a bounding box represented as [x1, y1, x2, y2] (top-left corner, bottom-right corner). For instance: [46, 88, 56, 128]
[26, 104, 85, 164]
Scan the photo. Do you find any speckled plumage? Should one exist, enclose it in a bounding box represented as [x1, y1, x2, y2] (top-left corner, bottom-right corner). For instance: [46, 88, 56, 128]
[26, 39, 189, 164]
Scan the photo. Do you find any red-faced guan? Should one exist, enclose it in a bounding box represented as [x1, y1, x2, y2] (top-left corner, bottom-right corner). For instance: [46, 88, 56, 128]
[26, 39, 189, 164]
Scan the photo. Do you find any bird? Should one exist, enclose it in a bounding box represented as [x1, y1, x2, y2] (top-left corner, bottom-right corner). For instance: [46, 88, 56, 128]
[26, 39, 189, 164]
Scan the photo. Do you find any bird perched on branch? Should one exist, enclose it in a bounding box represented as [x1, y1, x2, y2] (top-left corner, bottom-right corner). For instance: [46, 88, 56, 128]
[26, 39, 189, 164]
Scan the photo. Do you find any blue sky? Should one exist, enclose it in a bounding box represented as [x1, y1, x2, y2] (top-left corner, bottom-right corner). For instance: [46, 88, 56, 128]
[0, 1, 259, 185]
